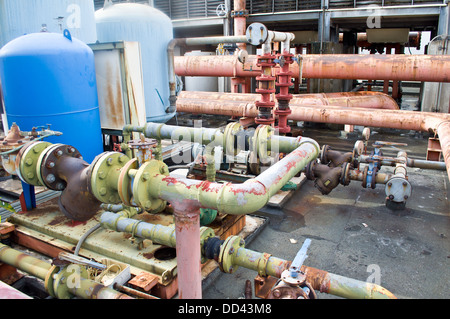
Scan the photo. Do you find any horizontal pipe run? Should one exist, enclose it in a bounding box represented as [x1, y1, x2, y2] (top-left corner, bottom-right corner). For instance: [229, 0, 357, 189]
[0, 243, 52, 280]
[68, 277, 133, 299]
[100, 211, 177, 247]
[230, 245, 396, 299]
[172, 101, 450, 181]
[359, 155, 447, 171]
[348, 170, 393, 184]
[174, 54, 450, 82]
[177, 91, 400, 110]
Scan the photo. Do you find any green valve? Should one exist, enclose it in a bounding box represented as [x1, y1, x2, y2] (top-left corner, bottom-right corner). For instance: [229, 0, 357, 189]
[200, 208, 217, 226]
[281, 181, 297, 191]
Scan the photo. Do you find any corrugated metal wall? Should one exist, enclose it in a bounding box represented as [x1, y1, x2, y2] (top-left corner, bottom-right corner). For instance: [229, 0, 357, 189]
[94, 0, 445, 18]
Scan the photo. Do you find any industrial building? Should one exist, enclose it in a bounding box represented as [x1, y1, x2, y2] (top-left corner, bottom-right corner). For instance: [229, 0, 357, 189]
[0, 0, 448, 302]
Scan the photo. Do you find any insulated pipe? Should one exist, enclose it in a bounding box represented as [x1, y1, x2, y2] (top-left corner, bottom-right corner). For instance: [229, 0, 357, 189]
[176, 91, 400, 110]
[174, 54, 450, 82]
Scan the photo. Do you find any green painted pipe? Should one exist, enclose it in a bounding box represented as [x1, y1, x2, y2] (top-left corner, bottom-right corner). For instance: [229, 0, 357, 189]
[0, 243, 52, 281]
[100, 211, 177, 247]
[223, 242, 397, 299]
[0, 243, 133, 299]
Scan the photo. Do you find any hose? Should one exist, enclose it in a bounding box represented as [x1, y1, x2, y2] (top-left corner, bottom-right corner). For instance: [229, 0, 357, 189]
[74, 223, 101, 256]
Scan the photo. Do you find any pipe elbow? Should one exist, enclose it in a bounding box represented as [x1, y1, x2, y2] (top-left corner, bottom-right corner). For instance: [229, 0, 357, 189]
[216, 180, 269, 215]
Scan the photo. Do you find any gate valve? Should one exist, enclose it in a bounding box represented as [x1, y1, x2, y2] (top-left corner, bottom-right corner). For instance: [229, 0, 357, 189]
[270, 238, 316, 299]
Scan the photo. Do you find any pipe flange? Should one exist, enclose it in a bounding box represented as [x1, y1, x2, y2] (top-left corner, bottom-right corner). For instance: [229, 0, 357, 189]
[385, 177, 412, 203]
[52, 265, 89, 299]
[361, 166, 369, 188]
[224, 122, 243, 157]
[38, 144, 82, 190]
[252, 125, 272, 166]
[371, 167, 378, 189]
[304, 161, 316, 180]
[218, 235, 245, 274]
[246, 23, 269, 46]
[44, 265, 59, 298]
[257, 252, 272, 277]
[132, 160, 168, 212]
[200, 227, 216, 264]
[320, 145, 331, 164]
[340, 162, 351, 186]
[90, 152, 130, 204]
[15, 141, 52, 186]
[117, 157, 139, 206]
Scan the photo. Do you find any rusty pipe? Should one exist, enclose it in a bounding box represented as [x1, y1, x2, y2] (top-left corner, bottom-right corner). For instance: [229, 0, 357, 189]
[174, 54, 450, 82]
[233, 0, 247, 50]
[173, 100, 450, 181]
[299, 265, 397, 299]
[176, 90, 399, 110]
[217, 239, 396, 299]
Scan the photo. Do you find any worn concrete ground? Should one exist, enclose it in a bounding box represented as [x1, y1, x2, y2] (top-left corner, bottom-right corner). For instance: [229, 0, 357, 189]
[202, 126, 450, 299]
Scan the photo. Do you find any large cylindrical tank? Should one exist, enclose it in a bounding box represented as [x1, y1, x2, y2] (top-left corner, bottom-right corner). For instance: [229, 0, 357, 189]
[0, 30, 103, 163]
[0, 0, 97, 47]
[95, 2, 175, 123]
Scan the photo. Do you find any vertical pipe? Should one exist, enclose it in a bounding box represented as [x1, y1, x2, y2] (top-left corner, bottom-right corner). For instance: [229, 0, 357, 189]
[174, 208, 202, 299]
[234, 0, 247, 50]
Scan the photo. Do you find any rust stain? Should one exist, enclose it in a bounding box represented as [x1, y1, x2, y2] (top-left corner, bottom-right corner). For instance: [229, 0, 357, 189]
[142, 252, 154, 259]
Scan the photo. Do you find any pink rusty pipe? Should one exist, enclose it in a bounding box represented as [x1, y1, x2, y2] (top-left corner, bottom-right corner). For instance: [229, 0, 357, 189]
[234, 0, 247, 50]
[176, 91, 399, 110]
[172, 100, 450, 181]
[174, 54, 450, 82]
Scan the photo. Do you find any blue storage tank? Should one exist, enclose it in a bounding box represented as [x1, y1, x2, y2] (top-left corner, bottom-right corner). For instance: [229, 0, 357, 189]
[95, 2, 176, 123]
[0, 30, 103, 163]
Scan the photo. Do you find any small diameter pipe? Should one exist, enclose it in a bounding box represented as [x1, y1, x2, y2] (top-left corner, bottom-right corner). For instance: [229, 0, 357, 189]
[359, 155, 446, 171]
[0, 243, 132, 299]
[100, 211, 177, 247]
[348, 169, 393, 185]
[68, 277, 133, 299]
[228, 245, 396, 299]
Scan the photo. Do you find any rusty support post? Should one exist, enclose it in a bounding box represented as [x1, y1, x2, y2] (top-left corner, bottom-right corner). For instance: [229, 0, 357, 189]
[173, 208, 202, 299]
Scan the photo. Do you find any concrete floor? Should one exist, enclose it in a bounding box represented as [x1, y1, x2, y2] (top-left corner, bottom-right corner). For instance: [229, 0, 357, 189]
[202, 126, 450, 299]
